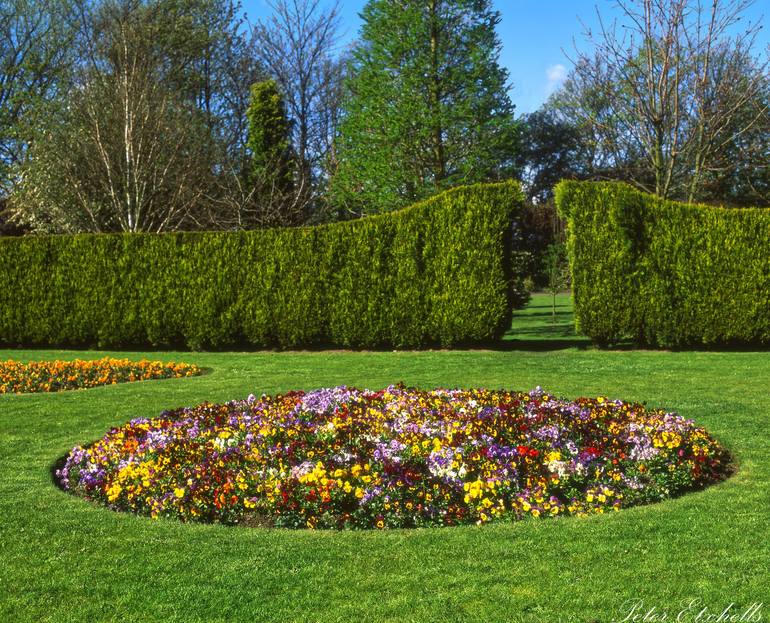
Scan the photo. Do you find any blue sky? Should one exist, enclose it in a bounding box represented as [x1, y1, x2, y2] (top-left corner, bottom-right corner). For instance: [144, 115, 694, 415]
[243, 0, 769, 115]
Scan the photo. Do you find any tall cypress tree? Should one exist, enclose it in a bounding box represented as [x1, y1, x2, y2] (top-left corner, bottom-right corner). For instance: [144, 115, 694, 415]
[330, 0, 518, 214]
[246, 80, 294, 199]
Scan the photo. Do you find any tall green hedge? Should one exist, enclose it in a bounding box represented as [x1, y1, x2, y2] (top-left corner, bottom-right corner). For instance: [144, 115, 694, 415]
[0, 182, 526, 349]
[556, 181, 770, 347]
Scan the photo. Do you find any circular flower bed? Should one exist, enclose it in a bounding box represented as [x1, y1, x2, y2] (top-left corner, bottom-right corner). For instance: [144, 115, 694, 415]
[0, 357, 201, 394]
[57, 385, 730, 529]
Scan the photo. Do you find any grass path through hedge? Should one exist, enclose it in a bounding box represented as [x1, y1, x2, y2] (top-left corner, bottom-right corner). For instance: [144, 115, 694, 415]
[1, 294, 768, 622]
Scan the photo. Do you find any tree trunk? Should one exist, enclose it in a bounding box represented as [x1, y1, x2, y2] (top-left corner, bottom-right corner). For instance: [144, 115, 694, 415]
[429, 0, 446, 188]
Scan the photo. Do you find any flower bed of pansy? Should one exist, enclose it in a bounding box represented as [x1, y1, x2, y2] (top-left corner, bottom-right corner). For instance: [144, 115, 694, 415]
[57, 385, 731, 529]
[0, 358, 201, 394]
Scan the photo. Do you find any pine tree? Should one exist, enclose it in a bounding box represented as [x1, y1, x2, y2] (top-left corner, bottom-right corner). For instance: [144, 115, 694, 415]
[330, 0, 518, 214]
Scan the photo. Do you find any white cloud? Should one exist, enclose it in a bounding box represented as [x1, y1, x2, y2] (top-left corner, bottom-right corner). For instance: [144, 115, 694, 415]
[545, 63, 567, 95]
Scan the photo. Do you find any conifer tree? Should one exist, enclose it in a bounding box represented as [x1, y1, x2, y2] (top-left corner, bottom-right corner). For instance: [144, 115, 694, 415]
[246, 79, 294, 198]
[240, 79, 313, 225]
[330, 0, 518, 214]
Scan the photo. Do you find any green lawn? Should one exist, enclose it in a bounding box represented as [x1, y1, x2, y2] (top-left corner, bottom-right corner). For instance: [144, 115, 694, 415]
[1, 293, 768, 622]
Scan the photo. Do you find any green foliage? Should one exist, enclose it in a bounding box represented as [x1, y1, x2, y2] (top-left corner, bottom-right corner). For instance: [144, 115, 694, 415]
[0, 0, 76, 195]
[515, 107, 593, 204]
[517, 201, 566, 289]
[330, 0, 518, 215]
[0, 182, 526, 349]
[556, 180, 770, 347]
[246, 80, 294, 195]
[5, 0, 262, 231]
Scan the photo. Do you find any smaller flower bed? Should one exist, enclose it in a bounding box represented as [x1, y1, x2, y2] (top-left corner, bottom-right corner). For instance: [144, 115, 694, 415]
[57, 385, 731, 529]
[0, 357, 201, 394]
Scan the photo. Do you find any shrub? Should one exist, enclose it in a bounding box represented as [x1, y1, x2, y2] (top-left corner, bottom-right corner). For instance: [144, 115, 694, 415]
[555, 180, 770, 346]
[0, 182, 526, 349]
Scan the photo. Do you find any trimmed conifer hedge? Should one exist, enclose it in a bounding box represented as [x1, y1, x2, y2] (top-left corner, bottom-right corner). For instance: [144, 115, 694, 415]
[0, 182, 526, 349]
[555, 180, 770, 347]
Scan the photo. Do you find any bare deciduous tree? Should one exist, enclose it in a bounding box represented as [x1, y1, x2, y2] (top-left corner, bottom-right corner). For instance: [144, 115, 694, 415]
[201, 161, 311, 229]
[11, 0, 214, 232]
[250, 0, 344, 214]
[565, 0, 769, 201]
[0, 0, 75, 194]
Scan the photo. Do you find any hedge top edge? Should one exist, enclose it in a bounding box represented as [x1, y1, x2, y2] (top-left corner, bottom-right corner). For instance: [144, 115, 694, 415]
[555, 179, 769, 217]
[1, 181, 524, 241]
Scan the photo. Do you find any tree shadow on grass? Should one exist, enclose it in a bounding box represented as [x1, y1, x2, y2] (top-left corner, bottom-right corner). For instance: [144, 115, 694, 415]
[492, 294, 594, 351]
